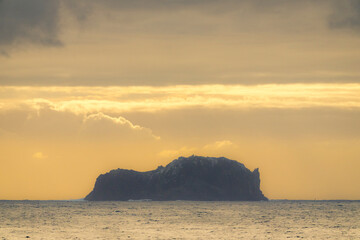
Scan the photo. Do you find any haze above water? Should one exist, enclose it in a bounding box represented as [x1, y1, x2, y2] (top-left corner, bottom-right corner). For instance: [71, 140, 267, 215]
[0, 200, 359, 239]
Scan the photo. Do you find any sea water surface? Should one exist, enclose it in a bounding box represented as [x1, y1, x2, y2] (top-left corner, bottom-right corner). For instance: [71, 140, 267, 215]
[0, 200, 359, 239]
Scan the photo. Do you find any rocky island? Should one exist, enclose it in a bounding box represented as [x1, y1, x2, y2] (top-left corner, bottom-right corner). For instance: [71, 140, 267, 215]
[85, 155, 268, 201]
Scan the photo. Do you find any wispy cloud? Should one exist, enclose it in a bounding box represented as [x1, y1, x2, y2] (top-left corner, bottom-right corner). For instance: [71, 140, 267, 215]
[1, 84, 359, 114]
[157, 140, 237, 160]
[203, 140, 236, 150]
[32, 152, 48, 159]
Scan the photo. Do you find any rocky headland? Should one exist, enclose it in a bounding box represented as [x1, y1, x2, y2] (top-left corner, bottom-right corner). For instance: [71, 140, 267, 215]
[85, 155, 268, 201]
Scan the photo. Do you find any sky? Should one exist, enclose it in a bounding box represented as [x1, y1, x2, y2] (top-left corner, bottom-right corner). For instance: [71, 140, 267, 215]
[0, 0, 360, 200]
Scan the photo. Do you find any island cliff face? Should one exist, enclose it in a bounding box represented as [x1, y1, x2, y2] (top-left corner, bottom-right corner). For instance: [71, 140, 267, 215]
[85, 156, 268, 201]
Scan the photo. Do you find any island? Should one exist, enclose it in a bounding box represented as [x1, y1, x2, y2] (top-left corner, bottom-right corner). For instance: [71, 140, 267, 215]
[85, 155, 268, 201]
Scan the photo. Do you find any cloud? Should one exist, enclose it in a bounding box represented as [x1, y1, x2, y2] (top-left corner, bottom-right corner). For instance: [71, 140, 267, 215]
[32, 152, 48, 159]
[0, 50, 9, 58]
[157, 147, 197, 159]
[1, 84, 360, 114]
[329, 0, 360, 30]
[157, 140, 237, 159]
[1, 0, 357, 53]
[81, 112, 160, 140]
[203, 140, 237, 150]
[0, 1, 359, 86]
[0, 0, 62, 50]
[0, 103, 159, 141]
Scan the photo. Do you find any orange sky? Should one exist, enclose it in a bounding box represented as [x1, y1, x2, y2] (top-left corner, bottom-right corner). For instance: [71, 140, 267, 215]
[1, 0, 360, 200]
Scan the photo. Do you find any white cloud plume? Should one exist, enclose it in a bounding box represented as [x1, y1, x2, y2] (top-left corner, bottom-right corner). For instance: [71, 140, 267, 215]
[81, 112, 160, 140]
[0, 103, 159, 141]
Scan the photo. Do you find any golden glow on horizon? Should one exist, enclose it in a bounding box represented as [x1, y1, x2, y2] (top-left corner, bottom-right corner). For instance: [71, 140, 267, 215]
[0, 84, 360, 200]
[1, 84, 360, 114]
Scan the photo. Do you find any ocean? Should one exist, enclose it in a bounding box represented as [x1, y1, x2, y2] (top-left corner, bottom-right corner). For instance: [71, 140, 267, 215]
[0, 200, 359, 239]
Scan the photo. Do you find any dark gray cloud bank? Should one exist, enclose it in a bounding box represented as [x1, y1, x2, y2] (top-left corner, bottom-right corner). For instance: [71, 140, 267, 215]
[0, 0, 62, 51]
[329, 0, 360, 29]
[0, 0, 359, 51]
[1, 0, 360, 86]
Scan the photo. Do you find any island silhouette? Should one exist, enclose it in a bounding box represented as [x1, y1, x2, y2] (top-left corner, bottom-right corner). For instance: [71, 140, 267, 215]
[85, 155, 268, 201]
